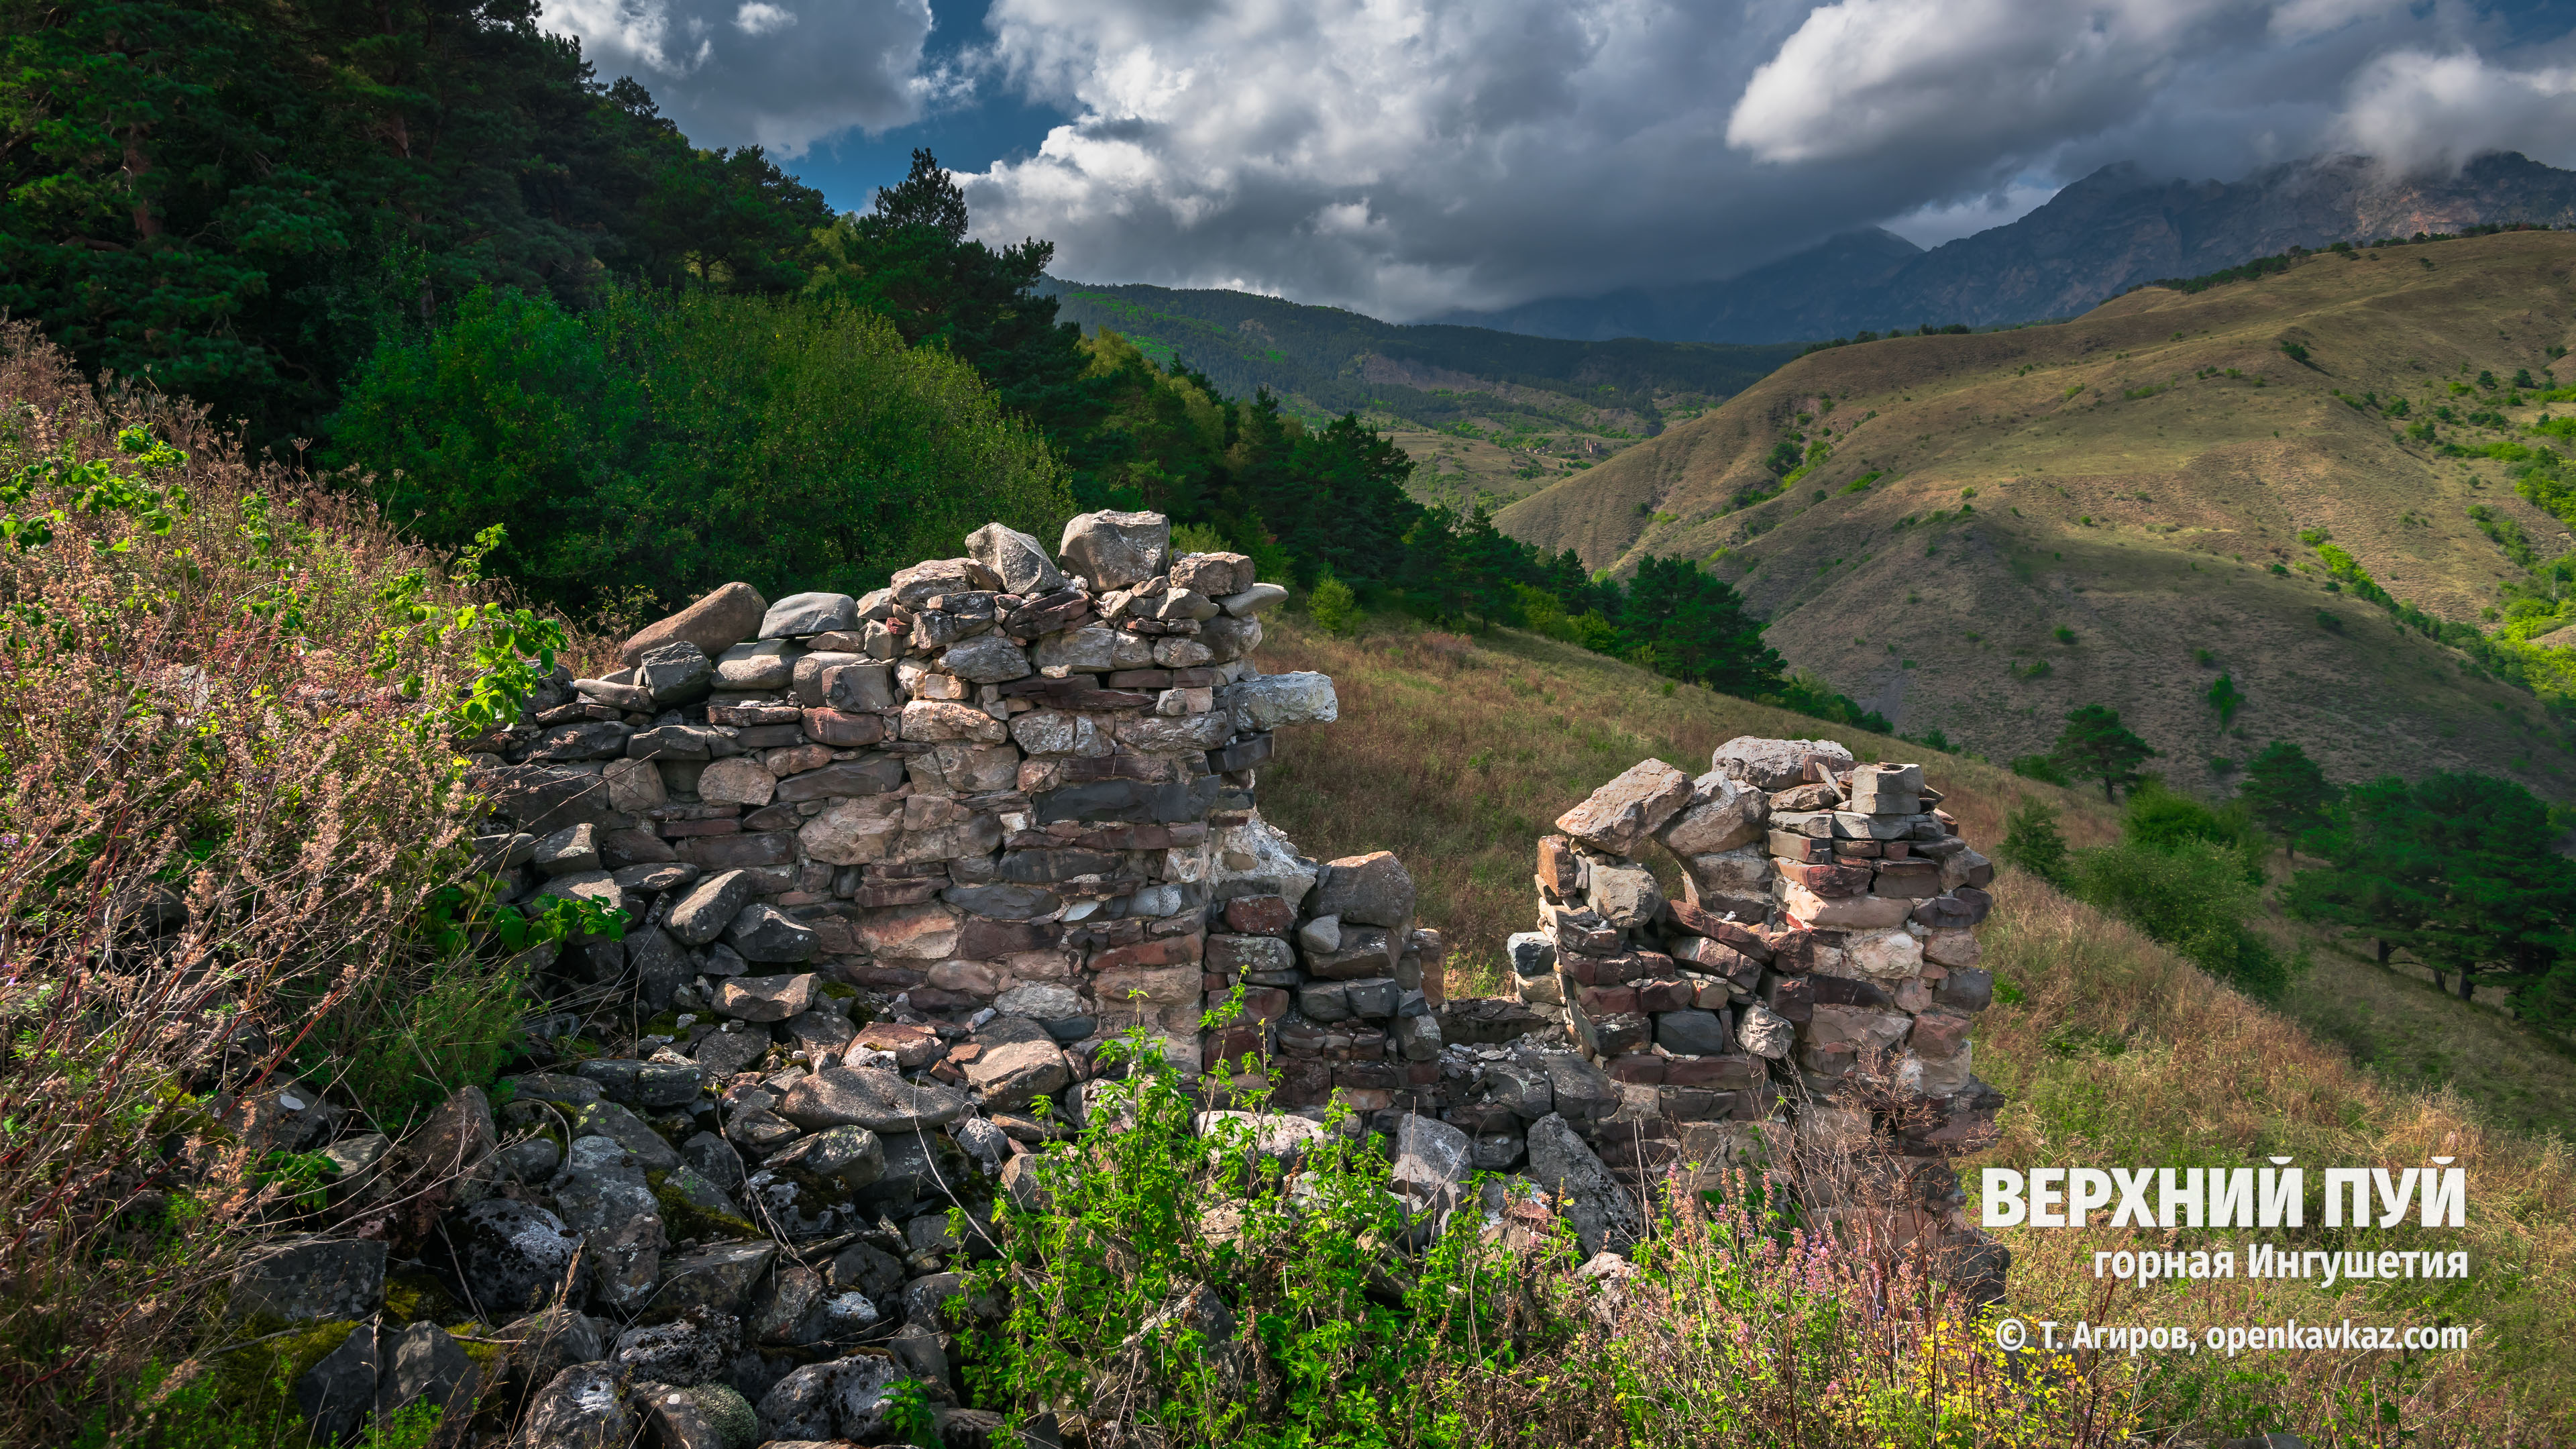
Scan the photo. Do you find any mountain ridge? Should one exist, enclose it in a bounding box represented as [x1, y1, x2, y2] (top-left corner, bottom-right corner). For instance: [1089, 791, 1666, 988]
[1440, 152, 2576, 344]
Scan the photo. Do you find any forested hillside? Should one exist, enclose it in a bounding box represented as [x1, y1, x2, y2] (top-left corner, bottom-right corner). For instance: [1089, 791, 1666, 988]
[0, 0, 831, 447]
[1045, 281, 1796, 429]
[1044, 282, 1799, 517]
[0, 1, 1813, 718]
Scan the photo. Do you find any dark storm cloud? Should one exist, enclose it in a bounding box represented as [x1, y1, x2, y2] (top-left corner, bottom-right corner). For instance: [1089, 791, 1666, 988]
[545, 0, 2576, 314]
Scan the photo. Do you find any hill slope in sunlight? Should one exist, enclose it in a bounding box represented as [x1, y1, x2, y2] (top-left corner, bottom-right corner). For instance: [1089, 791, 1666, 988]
[1497, 229, 2576, 792]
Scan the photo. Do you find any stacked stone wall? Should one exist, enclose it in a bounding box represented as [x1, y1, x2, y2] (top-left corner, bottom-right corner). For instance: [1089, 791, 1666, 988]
[245, 511, 2012, 1443]
[462, 508, 1389, 1102]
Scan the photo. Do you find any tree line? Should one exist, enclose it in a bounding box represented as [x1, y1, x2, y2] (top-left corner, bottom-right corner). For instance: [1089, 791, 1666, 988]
[2001, 702, 2576, 1025]
[3, 1, 1810, 710]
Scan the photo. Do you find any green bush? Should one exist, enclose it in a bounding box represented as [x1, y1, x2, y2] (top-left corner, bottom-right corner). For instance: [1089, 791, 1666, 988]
[1171, 521, 1232, 554]
[957, 1022, 2136, 1446]
[1996, 797, 2073, 888]
[2072, 841, 2288, 999]
[2120, 784, 2267, 883]
[333, 285, 1073, 610]
[1306, 574, 1362, 636]
[2009, 753, 2072, 786]
[298, 890, 623, 1129]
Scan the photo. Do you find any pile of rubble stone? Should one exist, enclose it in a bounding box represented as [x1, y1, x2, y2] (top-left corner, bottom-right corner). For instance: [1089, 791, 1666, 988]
[211, 509, 2011, 1448]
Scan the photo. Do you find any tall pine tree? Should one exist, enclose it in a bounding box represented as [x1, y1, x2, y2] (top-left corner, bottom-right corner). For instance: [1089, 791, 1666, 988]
[2054, 704, 2156, 802]
[2237, 739, 2335, 859]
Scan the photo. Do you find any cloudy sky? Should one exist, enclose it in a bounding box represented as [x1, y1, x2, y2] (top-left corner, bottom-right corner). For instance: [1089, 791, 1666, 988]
[542, 0, 2576, 319]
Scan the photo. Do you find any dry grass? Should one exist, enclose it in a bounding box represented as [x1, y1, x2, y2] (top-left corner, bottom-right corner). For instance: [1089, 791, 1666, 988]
[0, 326, 510, 1441]
[1972, 869, 2576, 1438]
[1255, 608, 2576, 1438]
[2274, 925, 2576, 1140]
[1254, 610, 2117, 994]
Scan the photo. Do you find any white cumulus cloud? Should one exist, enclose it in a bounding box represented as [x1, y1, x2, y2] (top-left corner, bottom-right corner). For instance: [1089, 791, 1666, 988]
[734, 3, 796, 38]
[2335, 48, 2576, 174]
[545, 0, 2576, 314]
[543, 0, 933, 154]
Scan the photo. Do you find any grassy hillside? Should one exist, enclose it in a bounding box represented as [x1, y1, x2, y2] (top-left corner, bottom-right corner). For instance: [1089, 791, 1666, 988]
[1042, 279, 1799, 513]
[1254, 610, 2576, 1432]
[1495, 230, 2576, 791]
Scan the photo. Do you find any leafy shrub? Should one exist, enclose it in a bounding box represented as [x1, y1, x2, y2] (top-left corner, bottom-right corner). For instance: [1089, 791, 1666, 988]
[1306, 574, 1362, 636]
[301, 891, 623, 1128]
[2010, 753, 2072, 786]
[0, 325, 533, 1439]
[333, 285, 1073, 611]
[1171, 521, 1233, 554]
[959, 1024, 2138, 1447]
[2120, 784, 2267, 883]
[2072, 841, 2288, 999]
[1997, 796, 2074, 887]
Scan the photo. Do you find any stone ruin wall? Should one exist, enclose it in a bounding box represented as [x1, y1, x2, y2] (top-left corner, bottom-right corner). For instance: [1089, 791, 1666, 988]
[223, 508, 2022, 1446]
[465, 508, 1386, 1107]
[1503, 746, 2008, 1281]
[462, 505, 2010, 1229]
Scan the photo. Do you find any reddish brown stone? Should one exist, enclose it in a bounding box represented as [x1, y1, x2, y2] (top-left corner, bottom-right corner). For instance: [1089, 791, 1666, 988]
[1635, 977, 1694, 1013]
[1664, 1054, 1761, 1089]
[1907, 1009, 1974, 1059]
[1202, 1026, 1267, 1065]
[1240, 987, 1291, 1022]
[1536, 833, 1581, 896]
[1606, 1053, 1666, 1084]
[1762, 975, 1814, 1022]
[797, 708, 885, 747]
[1087, 932, 1203, 972]
[1222, 894, 1297, 936]
[1663, 901, 1774, 961]
[1871, 859, 1942, 899]
[1670, 936, 1757, 977]
[956, 918, 1059, 960]
[1575, 985, 1638, 1016]
[1782, 860, 1874, 896]
[848, 880, 944, 908]
[1768, 928, 1845, 975]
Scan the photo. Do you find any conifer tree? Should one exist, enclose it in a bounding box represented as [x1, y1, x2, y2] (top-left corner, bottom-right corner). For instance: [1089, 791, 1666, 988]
[2236, 739, 2334, 859]
[2054, 704, 2155, 801]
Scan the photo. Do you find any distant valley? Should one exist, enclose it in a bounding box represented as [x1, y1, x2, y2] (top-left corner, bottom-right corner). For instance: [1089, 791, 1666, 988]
[1039, 282, 1798, 515]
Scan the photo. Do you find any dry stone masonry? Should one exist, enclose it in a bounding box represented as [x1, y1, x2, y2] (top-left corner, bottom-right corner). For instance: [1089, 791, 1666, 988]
[1493, 738, 2010, 1284]
[464, 508, 1340, 1092]
[235, 513, 2013, 1447]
